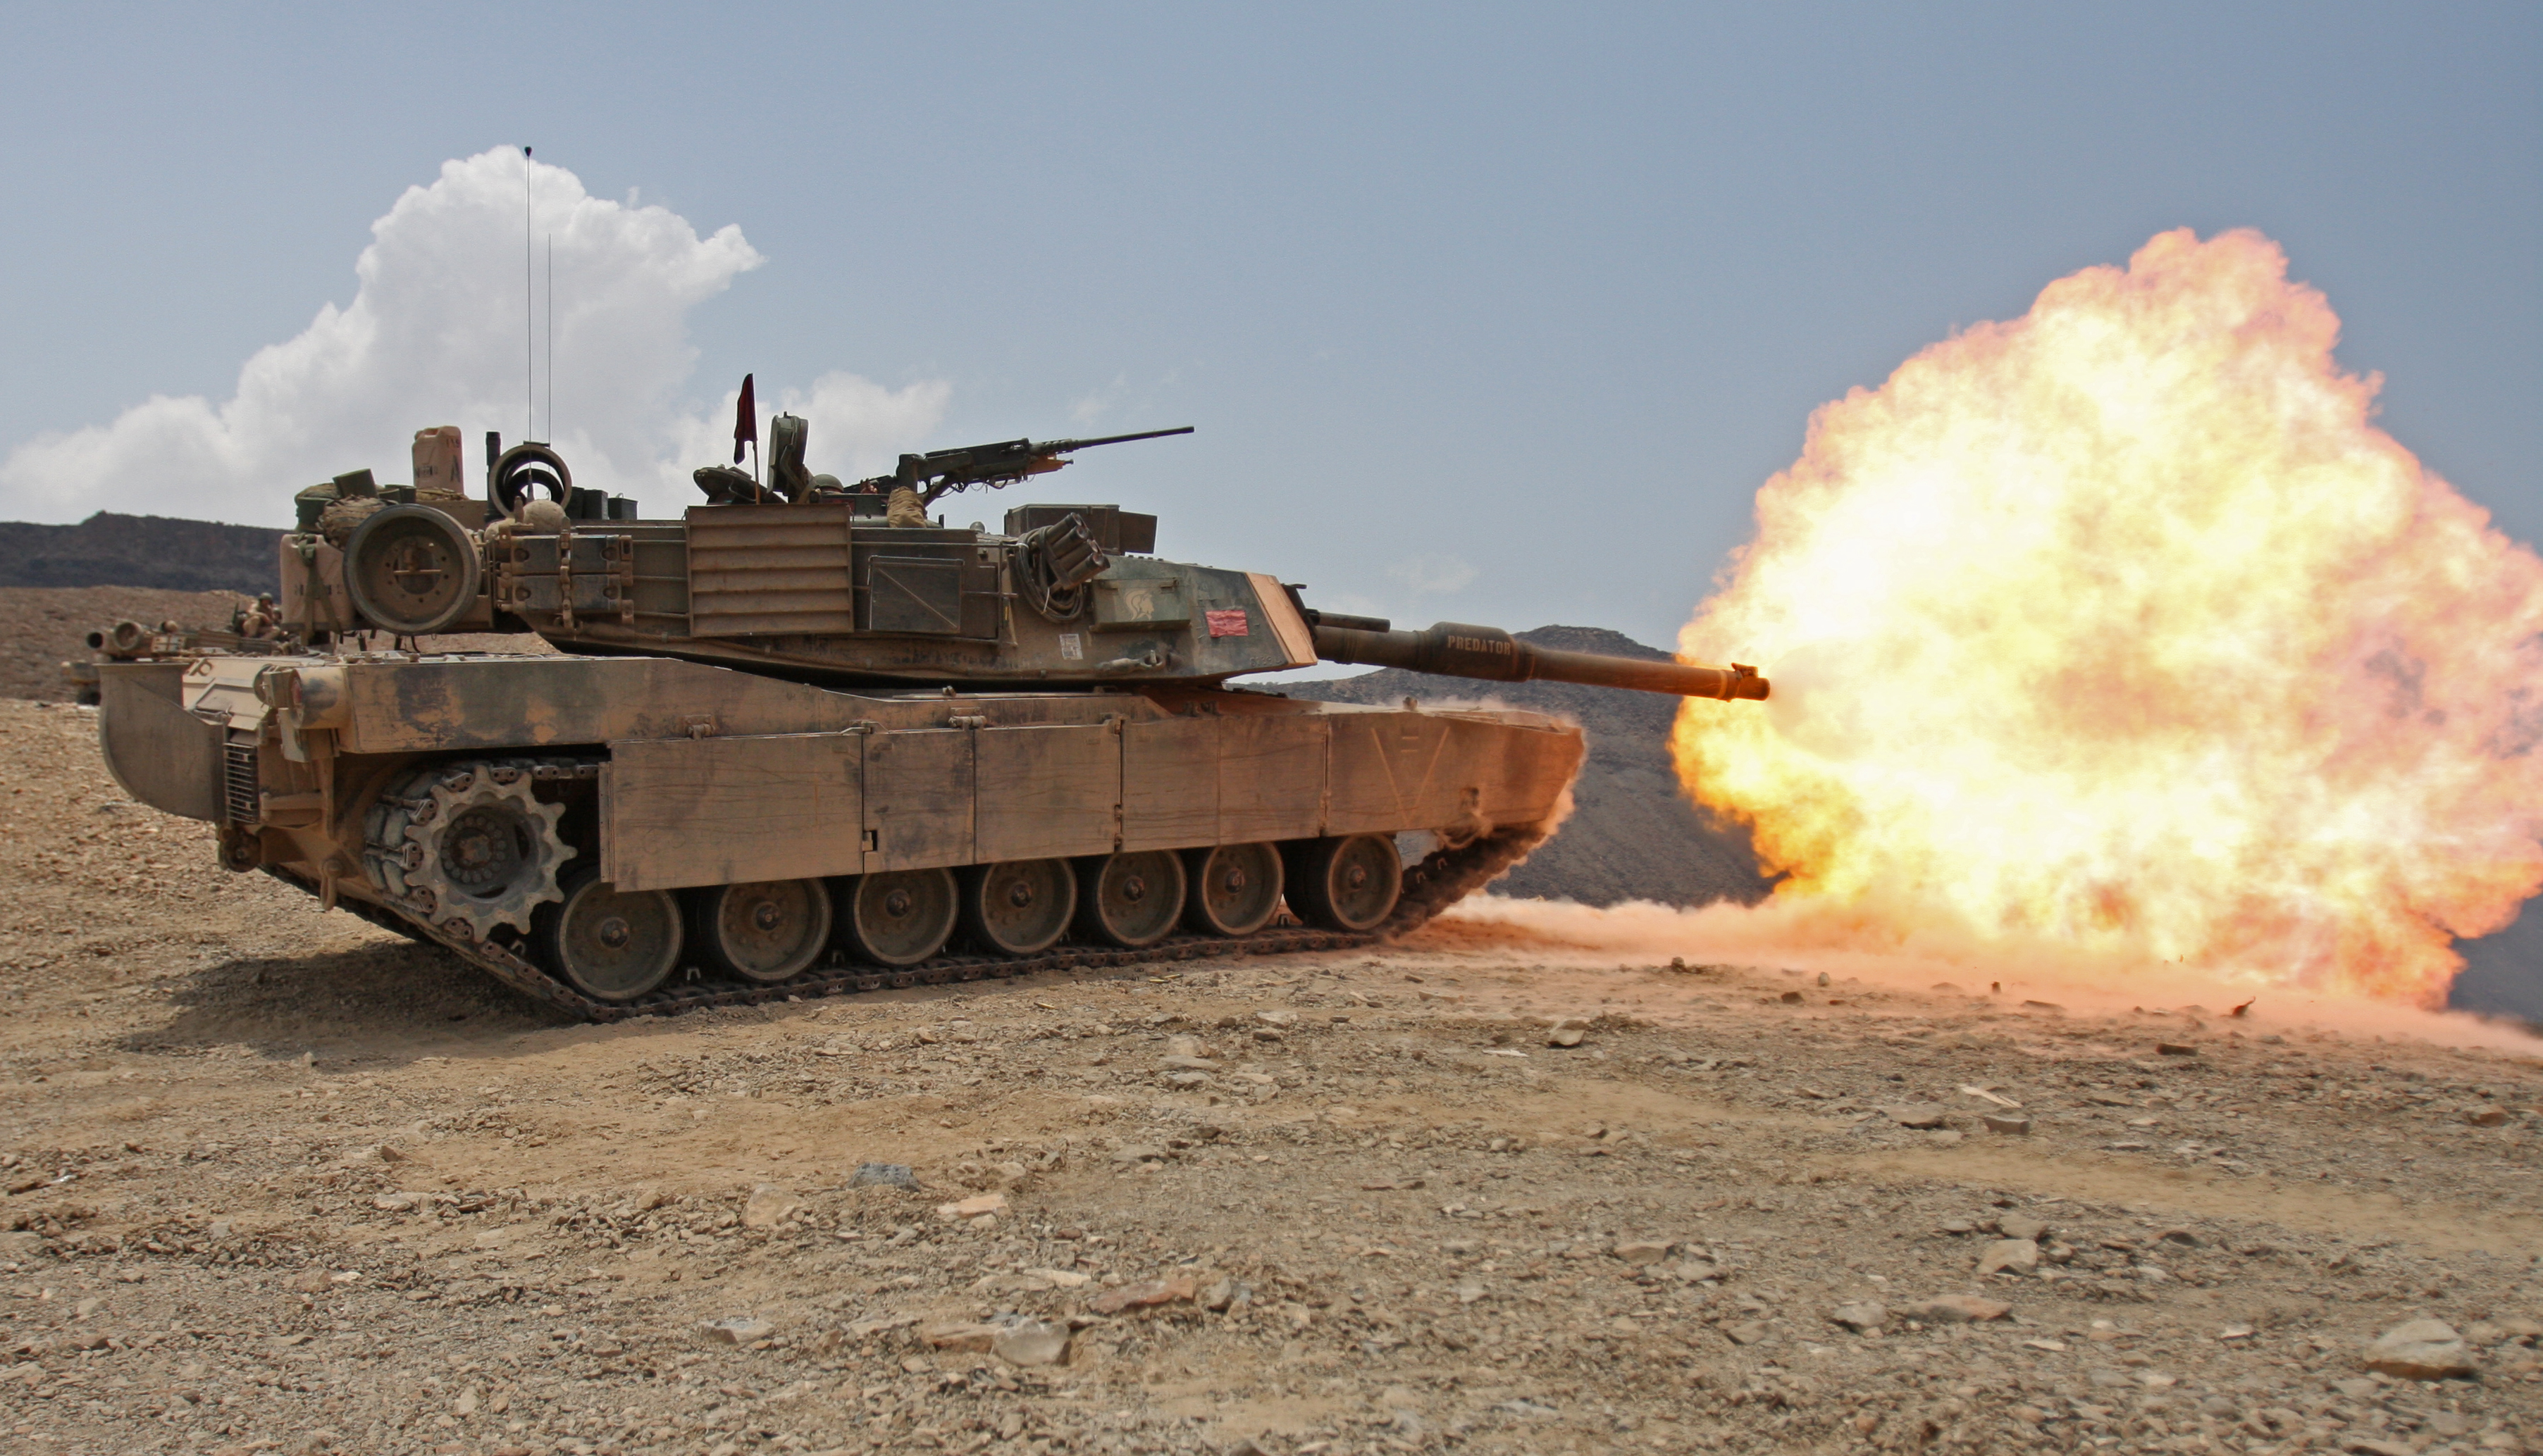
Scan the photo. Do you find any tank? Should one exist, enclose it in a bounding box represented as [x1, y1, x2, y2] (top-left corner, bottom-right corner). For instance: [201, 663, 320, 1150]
[60, 603, 290, 705]
[96, 416, 1767, 1019]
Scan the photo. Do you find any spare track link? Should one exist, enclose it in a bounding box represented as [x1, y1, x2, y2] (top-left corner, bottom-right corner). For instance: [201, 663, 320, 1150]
[261, 827, 1538, 1023]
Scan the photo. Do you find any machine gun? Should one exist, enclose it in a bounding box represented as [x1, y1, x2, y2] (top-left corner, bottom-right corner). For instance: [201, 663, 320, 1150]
[857, 427, 1193, 506]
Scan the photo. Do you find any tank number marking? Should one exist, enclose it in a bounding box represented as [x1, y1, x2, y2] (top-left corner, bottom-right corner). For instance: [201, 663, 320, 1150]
[1058, 633, 1083, 660]
[1205, 609, 1249, 638]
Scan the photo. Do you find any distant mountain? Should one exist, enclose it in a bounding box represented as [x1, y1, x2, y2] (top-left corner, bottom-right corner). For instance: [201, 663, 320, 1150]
[0, 512, 281, 593]
[1287, 625, 1774, 908]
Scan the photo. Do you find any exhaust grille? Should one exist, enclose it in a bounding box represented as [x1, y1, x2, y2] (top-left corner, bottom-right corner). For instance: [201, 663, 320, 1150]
[223, 744, 260, 824]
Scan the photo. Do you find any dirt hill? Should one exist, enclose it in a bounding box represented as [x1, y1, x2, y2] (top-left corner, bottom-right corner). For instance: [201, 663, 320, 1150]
[0, 586, 247, 700]
[0, 511, 282, 593]
[1288, 626, 1774, 910]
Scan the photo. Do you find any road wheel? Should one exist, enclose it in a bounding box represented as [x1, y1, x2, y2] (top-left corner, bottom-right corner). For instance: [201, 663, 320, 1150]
[960, 859, 1077, 957]
[691, 878, 833, 983]
[538, 869, 683, 1002]
[1182, 842, 1285, 937]
[1075, 850, 1187, 948]
[839, 868, 958, 967]
[1285, 833, 1402, 932]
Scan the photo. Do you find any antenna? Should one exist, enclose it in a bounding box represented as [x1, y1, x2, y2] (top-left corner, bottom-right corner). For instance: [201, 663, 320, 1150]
[522, 146, 533, 440]
[545, 234, 554, 444]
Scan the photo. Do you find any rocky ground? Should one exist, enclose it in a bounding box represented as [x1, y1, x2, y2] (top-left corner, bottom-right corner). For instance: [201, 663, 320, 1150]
[4, 697, 2543, 1456]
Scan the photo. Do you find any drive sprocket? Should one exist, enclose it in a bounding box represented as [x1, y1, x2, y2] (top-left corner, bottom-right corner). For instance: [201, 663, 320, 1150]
[363, 760, 576, 943]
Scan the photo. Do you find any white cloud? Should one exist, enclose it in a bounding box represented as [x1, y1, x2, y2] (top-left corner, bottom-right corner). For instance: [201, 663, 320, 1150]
[0, 148, 947, 525]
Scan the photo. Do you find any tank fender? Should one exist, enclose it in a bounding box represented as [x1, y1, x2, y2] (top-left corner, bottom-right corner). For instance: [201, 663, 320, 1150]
[97, 662, 225, 822]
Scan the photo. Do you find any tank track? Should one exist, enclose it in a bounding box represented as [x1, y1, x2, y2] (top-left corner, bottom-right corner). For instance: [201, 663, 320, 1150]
[261, 825, 1541, 1023]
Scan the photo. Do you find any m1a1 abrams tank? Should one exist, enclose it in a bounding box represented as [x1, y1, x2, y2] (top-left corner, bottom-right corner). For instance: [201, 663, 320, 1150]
[94, 415, 1767, 1020]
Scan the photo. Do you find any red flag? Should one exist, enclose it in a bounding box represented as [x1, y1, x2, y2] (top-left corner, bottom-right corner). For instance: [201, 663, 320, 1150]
[732, 373, 757, 465]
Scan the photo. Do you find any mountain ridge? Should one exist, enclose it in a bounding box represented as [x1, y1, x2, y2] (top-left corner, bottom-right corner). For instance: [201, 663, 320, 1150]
[0, 512, 282, 593]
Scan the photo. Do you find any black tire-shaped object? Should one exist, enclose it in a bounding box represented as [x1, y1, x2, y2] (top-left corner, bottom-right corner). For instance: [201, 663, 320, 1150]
[1182, 841, 1285, 937]
[488, 442, 574, 516]
[960, 859, 1077, 956]
[839, 868, 959, 966]
[1285, 833, 1403, 933]
[1075, 850, 1189, 948]
[342, 504, 483, 635]
[691, 878, 834, 983]
[536, 868, 683, 1002]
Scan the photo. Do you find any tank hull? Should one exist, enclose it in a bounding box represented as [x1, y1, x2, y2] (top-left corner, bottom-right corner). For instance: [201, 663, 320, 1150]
[108, 649, 1581, 1018]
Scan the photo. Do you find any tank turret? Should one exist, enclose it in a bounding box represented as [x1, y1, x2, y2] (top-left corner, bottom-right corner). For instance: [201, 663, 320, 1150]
[285, 416, 1767, 703]
[100, 407, 1767, 1023]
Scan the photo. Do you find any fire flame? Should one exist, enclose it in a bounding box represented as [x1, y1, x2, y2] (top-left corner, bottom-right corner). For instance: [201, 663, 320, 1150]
[1672, 228, 2543, 1005]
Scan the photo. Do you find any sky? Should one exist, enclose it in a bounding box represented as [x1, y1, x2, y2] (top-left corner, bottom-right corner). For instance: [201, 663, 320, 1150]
[0, 3, 2534, 649]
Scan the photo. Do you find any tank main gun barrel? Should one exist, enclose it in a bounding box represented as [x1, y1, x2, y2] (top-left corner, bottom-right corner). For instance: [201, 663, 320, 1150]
[1311, 619, 1769, 701]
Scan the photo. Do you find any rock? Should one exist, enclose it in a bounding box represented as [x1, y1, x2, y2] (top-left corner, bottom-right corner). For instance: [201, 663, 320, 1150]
[741, 1185, 804, 1229]
[919, 1321, 999, 1352]
[2465, 1106, 2510, 1128]
[2153, 1227, 2200, 1247]
[371, 1193, 419, 1212]
[991, 1317, 1071, 1367]
[1907, 1295, 2010, 1324]
[700, 1317, 775, 1345]
[1882, 1105, 1950, 1130]
[1829, 1302, 1887, 1333]
[1978, 1239, 2040, 1275]
[1982, 1114, 2034, 1135]
[2361, 1319, 2474, 1379]
[1161, 1071, 1213, 1089]
[2155, 1042, 2198, 1057]
[1452, 1278, 1488, 1304]
[1201, 1277, 1238, 1312]
[1089, 1274, 1198, 1315]
[1721, 1319, 1769, 1345]
[618, 1184, 671, 1214]
[286, 1267, 332, 1293]
[1547, 1018, 1590, 1048]
[1254, 1011, 1299, 1028]
[1163, 1034, 1209, 1058]
[1996, 1214, 2047, 1242]
[935, 1193, 1008, 1220]
[1111, 1145, 1170, 1165]
[1023, 1267, 1092, 1288]
[848, 1162, 916, 1188]
[1612, 1240, 1672, 1266]
[1158, 1055, 1218, 1072]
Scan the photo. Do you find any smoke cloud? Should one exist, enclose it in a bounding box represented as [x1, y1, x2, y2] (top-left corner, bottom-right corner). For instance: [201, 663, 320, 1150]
[0, 149, 947, 524]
